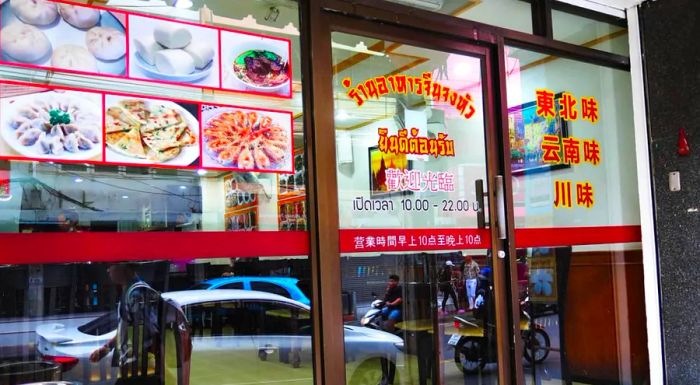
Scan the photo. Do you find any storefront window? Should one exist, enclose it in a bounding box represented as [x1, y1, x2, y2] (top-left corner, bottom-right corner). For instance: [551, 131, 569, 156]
[505, 46, 649, 384]
[552, 10, 629, 56]
[332, 31, 499, 384]
[386, 0, 532, 34]
[0, 0, 311, 384]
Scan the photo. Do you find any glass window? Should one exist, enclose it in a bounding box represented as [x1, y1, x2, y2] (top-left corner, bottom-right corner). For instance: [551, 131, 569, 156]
[505, 46, 649, 384]
[220, 282, 244, 290]
[386, 0, 533, 33]
[552, 10, 629, 56]
[0, 0, 311, 384]
[250, 282, 291, 298]
[332, 31, 498, 384]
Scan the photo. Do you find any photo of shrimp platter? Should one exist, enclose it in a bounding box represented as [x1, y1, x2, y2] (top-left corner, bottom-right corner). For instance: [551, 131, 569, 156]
[201, 105, 293, 173]
[104, 95, 200, 167]
[0, 0, 126, 75]
[221, 30, 291, 97]
[0, 85, 103, 161]
[129, 15, 219, 88]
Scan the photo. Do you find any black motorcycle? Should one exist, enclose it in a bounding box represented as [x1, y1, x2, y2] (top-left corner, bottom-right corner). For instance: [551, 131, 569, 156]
[450, 276, 551, 374]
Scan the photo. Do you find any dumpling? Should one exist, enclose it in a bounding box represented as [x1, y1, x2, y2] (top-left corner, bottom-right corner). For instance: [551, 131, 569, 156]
[154, 49, 195, 75]
[18, 128, 42, 146]
[0, 23, 51, 62]
[10, 0, 58, 26]
[153, 23, 191, 49]
[85, 27, 126, 61]
[58, 3, 100, 29]
[51, 45, 98, 73]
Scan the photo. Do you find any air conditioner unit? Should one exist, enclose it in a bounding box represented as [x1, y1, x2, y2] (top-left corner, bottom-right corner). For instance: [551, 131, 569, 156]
[387, 0, 445, 11]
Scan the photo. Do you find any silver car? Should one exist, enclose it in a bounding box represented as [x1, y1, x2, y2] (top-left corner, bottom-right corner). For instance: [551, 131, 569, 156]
[36, 289, 403, 385]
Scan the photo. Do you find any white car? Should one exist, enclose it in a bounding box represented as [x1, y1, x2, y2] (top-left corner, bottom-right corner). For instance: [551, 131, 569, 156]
[36, 290, 403, 385]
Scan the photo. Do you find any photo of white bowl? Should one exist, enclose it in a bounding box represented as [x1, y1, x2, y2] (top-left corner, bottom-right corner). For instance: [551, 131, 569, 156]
[221, 31, 291, 96]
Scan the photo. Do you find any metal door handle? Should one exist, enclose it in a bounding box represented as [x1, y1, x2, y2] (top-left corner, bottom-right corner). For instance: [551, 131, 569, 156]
[475, 179, 486, 229]
[495, 175, 506, 240]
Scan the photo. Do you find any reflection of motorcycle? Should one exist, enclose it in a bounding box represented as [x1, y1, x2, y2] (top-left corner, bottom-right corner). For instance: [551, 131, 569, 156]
[360, 295, 387, 330]
[359, 293, 401, 385]
[449, 286, 551, 374]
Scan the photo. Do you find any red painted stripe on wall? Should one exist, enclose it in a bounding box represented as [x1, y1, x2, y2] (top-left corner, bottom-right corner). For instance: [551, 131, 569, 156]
[0, 225, 642, 265]
[0, 231, 309, 264]
[513, 225, 642, 248]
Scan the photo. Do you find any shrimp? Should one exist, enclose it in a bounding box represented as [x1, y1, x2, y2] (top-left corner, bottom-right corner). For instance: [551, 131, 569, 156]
[217, 144, 244, 165]
[259, 116, 273, 129]
[237, 146, 255, 169]
[262, 143, 286, 162]
[245, 112, 258, 129]
[265, 139, 288, 150]
[253, 146, 271, 169]
[207, 137, 232, 153]
[232, 111, 246, 128]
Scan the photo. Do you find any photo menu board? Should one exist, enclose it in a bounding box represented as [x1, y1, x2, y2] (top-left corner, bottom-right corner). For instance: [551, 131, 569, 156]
[0, 81, 294, 173]
[0, 0, 292, 98]
[0, 0, 296, 174]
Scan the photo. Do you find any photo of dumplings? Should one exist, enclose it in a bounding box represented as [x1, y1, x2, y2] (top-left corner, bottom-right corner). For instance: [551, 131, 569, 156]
[58, 3, 99, 29]
[0, 23, 51, 62]
[129, 15, 219, 88]
[0, 1, 126, 75]
[10, 0, 57, 26]
[0, 86, 103, 161]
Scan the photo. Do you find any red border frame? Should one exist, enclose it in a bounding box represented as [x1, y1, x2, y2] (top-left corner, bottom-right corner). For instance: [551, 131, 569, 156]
[199, 102, 295, 174]
[0, 1, 130, 80]
[0, 0, 293, 99]
[0, 78, 295, 174]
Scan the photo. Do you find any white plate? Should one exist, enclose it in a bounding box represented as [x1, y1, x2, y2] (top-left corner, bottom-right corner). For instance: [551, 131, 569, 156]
[134, 52, 213, 83]
[104, 96, 200, 167]
[0, 91, 103, 161]
[200, 106, 292, 172]
[0, 3, 126, 75]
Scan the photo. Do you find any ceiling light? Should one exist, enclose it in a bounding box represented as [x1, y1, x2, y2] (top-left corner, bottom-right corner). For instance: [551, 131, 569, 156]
[74, 177, 84, 183]
[122, 195, 129, 199]
[197, 169, 207, 176]
[179, 185, 187, 190]
[175, 0, 192, 8]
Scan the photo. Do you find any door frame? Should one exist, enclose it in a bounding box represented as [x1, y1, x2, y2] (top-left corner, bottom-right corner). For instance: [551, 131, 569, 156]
[299, 1, 633, 385]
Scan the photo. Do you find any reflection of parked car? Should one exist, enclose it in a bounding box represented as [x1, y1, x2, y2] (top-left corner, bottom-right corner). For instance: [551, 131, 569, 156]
[191, 276, 311, 306]
[36, 290, 402, 385]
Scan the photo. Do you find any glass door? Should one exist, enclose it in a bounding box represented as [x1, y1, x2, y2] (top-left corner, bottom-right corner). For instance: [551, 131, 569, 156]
[329, 23, 512, 384]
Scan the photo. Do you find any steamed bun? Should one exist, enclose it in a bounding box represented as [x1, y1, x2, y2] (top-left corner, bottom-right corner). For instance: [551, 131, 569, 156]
[0, 23, 51, 62]
[85, 27, 126, 61]
[10, 0, 58, 26]
[58, 3, 100, 29]
[51, 44, 98, 73]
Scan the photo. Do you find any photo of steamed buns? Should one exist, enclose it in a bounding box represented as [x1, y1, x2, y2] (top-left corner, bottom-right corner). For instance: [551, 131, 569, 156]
[129, 15, 219, 88]
[0, 1, 126, 75]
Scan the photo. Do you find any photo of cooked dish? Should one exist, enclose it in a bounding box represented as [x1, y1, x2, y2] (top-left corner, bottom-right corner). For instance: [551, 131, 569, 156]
[0, 86, 102, 161]
[128, 15, 219, 87]
[201, 105, 293, 172]
[233, 49, 289, 88]
[221, 31, 291, 96]
[0, 0, 126, 75]
[104, 95, 200, 166]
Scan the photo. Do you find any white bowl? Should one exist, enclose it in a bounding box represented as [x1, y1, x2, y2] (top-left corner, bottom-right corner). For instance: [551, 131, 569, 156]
[225, 38, 290, 94]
